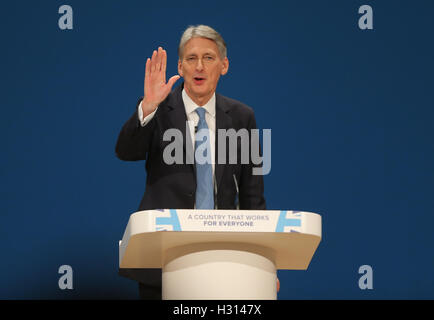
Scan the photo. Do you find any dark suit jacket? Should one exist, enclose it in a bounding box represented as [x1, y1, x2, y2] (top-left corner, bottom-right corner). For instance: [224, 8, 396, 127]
[116, 83, 266, 211]
[115, 83, 265, 298]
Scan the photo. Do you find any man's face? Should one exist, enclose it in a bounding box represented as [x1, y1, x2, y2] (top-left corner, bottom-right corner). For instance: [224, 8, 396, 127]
[178, 37, 229, 106]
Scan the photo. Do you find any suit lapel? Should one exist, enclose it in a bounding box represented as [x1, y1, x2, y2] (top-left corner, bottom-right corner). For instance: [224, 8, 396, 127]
[161, 84, 193, 169]
[215, 94, 233, 190]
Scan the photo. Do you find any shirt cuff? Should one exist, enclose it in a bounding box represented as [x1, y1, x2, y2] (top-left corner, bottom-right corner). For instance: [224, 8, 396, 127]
[138, 101, 157, 127]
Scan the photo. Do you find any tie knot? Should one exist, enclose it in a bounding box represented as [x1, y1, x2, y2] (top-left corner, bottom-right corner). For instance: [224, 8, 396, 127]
[195, 107, 207, 121]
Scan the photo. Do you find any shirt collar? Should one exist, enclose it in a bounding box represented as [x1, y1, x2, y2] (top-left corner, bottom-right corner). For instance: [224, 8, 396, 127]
[182, 89, 216, 118]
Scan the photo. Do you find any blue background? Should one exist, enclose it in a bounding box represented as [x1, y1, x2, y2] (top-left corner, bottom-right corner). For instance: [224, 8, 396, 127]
[1, 0, 433, 299]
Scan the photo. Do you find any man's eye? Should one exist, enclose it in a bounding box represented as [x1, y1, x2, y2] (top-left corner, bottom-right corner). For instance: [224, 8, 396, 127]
[204, 56, 214, 60]
[187, 57, 197, 61]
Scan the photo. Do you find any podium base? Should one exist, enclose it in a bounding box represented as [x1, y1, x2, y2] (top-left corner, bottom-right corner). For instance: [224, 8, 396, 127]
[162, 249, 277, 300]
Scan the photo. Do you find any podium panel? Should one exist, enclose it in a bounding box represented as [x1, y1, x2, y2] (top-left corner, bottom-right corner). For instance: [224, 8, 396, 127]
[162, 249, 276, 300]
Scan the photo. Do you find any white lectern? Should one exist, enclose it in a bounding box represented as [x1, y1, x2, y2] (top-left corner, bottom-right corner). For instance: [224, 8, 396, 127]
[119, 209, 321, 300]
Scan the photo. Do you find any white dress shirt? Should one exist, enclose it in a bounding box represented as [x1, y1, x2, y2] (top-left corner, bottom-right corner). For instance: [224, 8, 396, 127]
[137, 89, 216, 175]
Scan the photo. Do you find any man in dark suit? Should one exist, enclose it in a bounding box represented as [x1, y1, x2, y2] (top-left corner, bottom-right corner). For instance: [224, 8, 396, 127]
[115, 25, 266, 299]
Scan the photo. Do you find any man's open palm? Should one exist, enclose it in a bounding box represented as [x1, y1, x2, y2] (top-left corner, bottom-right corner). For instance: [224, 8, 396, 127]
[142, 47, 180, 117]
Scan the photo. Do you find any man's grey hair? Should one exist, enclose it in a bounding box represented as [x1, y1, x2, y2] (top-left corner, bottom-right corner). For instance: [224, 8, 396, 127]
[178, 25, 227, 59]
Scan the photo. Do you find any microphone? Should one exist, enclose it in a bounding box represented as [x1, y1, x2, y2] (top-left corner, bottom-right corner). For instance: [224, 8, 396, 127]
[233, 174, 239, 210]
[214, 177, 218, 209]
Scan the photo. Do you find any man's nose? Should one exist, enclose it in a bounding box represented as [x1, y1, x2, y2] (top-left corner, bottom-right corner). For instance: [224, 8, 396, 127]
[196, 58, 204, 71]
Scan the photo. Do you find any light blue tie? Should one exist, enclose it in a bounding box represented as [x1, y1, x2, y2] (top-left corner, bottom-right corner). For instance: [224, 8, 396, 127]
[194, 107, 214, 209]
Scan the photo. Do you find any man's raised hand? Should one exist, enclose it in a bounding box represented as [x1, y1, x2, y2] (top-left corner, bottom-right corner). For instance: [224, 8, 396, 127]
[142, 47, 180, 117]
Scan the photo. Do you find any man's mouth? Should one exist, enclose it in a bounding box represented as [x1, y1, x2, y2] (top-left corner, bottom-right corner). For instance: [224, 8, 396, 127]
[193, 77, 206, 85]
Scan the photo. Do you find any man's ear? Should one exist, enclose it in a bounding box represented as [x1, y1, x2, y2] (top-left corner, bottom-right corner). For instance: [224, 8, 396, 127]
[178, 59, 183, 77]
[221, 57, 229, 76]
